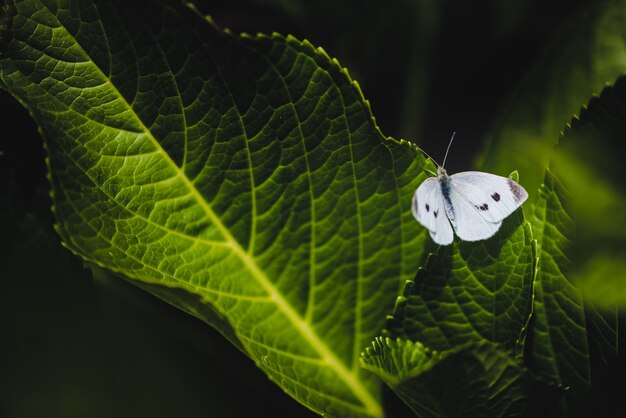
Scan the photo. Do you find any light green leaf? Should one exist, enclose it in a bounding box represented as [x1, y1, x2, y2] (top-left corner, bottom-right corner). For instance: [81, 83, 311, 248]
[386, 204, 535, 354]
[360, 337, 446, 387]
[361, 337, 560, 418]
[479, 0, 626, 200]
[0, 1, 430, 416]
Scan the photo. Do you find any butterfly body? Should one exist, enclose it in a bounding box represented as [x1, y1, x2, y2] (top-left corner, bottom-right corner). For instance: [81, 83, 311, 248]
[412, 166, 528, 245]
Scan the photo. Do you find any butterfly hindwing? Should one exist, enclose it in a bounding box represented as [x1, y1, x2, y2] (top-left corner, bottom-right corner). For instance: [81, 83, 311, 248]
[412, 177, 453, 245]
[430, 193, 454, 245]
[448, 171, 528, 223]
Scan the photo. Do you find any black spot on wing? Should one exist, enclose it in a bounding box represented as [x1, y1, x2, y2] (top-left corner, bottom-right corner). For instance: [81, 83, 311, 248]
[474, 204, 489, 211]
[413, 195, 419, 214]
[425, 204, 430, 212]
[434, 210, 438, 218]
[506, 178, 525, 201]
[491, 192, 500, 202]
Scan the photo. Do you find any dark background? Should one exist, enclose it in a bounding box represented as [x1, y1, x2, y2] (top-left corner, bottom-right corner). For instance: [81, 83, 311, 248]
[1, 1, 623, 417]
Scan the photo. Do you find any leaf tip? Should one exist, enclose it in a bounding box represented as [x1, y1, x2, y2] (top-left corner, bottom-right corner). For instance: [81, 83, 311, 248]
[508, 170, 520, 182]
[314, 45, 330, 59]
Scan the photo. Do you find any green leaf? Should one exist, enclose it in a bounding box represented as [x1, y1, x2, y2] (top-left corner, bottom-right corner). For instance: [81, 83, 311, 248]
[555, 77, 623, 385]
[0, 1, 430, 416]
[526, 78, 622, 414]
[555, 75, 626, 309]
[479, 0, 626, 199]
[376, 185, 539, 415]
[386, 204, 535, 354]
[360, 337, 447, 388]
[361, 337, 560, 418]
[527, 168, 582, 387]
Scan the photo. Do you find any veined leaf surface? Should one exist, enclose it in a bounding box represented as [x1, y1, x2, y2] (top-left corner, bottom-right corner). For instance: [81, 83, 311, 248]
[361, 337, 558, 418]
[386, 201, 535, 354]
[0, 1, 430, 416]
[374, 196, 537, 416]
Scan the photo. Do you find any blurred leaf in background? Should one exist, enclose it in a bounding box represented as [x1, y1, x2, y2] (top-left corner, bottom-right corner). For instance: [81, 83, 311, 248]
[556, 77, 626, 308]
[479, 0, 626, 199]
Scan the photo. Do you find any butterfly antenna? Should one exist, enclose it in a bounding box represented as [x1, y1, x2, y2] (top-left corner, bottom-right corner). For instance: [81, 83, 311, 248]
[418, 146, 440, 168]
[441, 131, 456, 168]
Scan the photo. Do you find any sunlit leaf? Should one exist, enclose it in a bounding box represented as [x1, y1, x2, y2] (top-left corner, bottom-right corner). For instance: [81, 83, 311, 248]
[0, 1, 431, 416]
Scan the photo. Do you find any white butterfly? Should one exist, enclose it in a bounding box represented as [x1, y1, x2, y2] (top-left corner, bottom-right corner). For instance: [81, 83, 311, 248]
[412, 133, 528, 245]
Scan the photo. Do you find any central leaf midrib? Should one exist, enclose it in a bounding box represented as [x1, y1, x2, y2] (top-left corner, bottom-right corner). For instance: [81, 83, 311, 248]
[40, 4, 381, 416]
[137, 91, 381, 417]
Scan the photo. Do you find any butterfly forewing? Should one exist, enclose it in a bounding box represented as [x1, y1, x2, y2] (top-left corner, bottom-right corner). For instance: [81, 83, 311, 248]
[412, 178, 453, 245]
[448, 171, 528, 223]
[445, 186, 503, 242]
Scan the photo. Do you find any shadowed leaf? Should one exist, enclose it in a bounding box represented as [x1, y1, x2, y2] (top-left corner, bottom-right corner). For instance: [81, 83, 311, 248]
[361, 337, 562, 418]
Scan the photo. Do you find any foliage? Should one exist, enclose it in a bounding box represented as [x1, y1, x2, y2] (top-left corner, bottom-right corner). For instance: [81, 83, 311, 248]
[1, 0, 623, 417]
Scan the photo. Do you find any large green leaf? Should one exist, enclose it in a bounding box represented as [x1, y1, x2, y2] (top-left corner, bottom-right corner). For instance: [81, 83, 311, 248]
[361, 337, 559, 418]
[386, 197, 535, 354]
[479, 0, 626, 200]
[0, 1, 431, 416]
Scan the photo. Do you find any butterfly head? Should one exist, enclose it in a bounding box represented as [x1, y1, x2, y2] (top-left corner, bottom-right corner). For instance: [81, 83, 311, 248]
[437, 166, 449, 183]
[436, 131, 455, 183]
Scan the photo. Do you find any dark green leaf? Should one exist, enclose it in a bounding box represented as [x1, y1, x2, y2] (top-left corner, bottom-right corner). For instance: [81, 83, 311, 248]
[361, 337, 561, 418]
[0, 1, 430, 416]
[556, 76, 626, 308]
[525, 77, 623, 414]
[527, 168, 583, 390]
[386, 203, 535, 354]
[557, 77, 624, 388]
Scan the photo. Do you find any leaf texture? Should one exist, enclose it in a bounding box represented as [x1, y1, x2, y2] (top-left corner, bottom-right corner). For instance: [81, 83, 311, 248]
[361, 337, 557, 418]
[386, 206, 535, 354]
[527, 168, 588, 415]
[0, 1, 430, 416]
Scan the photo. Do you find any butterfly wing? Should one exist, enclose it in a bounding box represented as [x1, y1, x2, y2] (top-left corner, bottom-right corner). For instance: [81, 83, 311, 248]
[448, 171, 528, 223]
[412, 177, 453, 245]
[445, 186, 502, 242]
